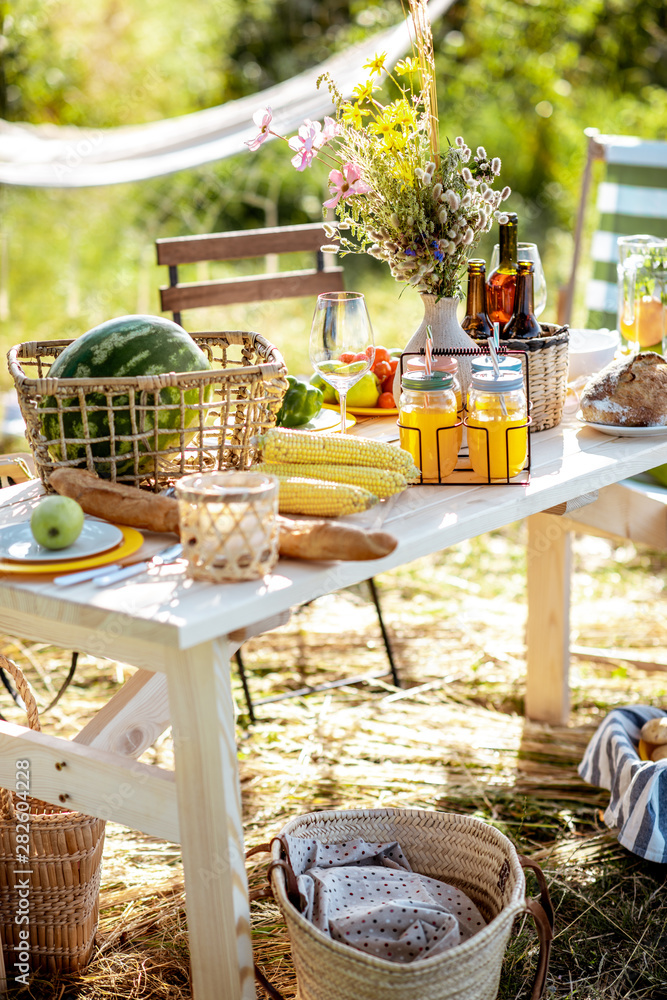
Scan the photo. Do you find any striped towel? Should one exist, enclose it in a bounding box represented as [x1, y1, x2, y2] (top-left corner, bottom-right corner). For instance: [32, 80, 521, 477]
[578, 705, 667, 863]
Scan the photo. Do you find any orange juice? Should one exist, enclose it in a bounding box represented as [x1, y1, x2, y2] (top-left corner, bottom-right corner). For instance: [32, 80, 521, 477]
[467, 371, 528, 480]
[398, 371, 459, 482]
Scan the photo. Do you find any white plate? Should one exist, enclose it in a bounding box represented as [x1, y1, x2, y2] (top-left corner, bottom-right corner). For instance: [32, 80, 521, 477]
[302, 408, 356, 432]
[0, 519, 124, 563]
[577, 413, 667, 438]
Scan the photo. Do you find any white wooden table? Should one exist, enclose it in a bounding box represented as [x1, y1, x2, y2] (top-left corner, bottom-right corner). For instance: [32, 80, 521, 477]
[1, 411, 667, 999]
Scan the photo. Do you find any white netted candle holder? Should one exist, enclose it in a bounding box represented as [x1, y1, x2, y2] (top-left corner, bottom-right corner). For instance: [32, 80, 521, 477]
[175, 471, 279, 582]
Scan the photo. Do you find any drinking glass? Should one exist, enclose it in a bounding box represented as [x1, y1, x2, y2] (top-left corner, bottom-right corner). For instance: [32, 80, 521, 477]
[309, 291, 375, 434]
[491, 242, 547, 318]
[617, 235, 667, 354]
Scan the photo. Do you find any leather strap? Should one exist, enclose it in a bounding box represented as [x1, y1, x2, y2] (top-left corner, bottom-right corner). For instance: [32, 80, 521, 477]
[518, 855, 554, 1000]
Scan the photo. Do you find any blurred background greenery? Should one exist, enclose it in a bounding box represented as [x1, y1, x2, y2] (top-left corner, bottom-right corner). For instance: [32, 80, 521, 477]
[1, 0, 666, 387]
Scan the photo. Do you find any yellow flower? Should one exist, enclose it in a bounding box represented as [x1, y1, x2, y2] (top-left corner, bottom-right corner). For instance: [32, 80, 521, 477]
[368, 116, 397, 141]
[395, 57, 419, 77]
[391, 100, 417, 130]
[340, 103, 368, 128]
[363, 52, 387, 76]
[352, 79, 377, 104]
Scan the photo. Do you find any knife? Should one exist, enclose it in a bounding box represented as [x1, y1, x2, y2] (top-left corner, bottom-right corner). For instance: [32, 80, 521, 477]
[94, 543, 183, 588]
[54, 563, 124, 587]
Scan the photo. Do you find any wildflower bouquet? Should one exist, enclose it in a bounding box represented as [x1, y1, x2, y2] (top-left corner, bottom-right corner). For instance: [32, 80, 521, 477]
[245, 0, 510, 302]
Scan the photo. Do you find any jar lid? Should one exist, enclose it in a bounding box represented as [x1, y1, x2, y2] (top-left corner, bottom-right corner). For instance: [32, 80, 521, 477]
[471, 370, 524, 392]
[401, 370, 454, 391]
[471, 355, 523, 374]
[406, 355, 459, 375]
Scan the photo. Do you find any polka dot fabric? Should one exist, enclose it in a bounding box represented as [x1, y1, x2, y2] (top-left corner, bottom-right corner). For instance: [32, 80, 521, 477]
[282, 835, 485, 963]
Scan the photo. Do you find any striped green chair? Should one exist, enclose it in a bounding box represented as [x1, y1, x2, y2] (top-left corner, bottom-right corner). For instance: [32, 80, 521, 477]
[561, 128, 667, 329]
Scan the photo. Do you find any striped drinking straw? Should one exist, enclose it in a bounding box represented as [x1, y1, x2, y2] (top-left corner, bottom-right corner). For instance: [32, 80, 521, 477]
[425, 324, 433, 377]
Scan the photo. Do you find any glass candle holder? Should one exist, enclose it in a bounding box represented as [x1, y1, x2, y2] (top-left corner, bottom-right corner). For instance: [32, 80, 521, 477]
[175, 471, 279, 582]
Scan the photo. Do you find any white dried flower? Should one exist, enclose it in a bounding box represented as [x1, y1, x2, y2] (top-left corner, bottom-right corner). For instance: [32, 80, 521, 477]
[324, 223, 337, 238]
[492, 157, 501, 175]
[390, 213, 400, 228]
[455, 136, 465, 147]
[446, 191, 460, 211]
[414, 167, 425, 182]
[462, 147, 471, 163]
[438, 208, 448, 224]
[461, 167, 473, 184]
[479, 182, 488, 195]
[462, 228, 474, 245]
[425, 161, 436, 176]
[431, 182, 443, 200]
[321, 244, 339, 253]
[496, 212, 509, 224]
[462, 192, 472, 207]
[476, 146, 487, 159]
[501, 186, 511, 201]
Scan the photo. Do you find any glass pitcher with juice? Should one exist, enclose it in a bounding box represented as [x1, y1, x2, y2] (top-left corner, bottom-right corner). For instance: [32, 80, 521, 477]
[617, 235, 667, 354]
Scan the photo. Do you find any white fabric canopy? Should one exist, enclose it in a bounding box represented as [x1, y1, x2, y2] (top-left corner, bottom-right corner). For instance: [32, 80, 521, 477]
[0, 0, 454, 189]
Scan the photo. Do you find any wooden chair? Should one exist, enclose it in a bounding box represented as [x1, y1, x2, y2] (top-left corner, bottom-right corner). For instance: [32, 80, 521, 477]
[156, 223, 399, 719]
[560, 128, 667, 329]
[156, 222, 344, 326]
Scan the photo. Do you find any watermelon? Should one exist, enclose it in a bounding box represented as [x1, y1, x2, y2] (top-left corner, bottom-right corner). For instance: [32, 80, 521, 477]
[40, 315, 213, 476]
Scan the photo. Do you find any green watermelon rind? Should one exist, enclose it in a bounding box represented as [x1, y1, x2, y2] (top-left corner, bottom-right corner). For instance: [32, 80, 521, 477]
[38, 315, 214, 476]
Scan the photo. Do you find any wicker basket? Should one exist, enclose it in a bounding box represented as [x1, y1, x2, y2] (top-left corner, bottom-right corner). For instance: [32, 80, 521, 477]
[8, 330, 288, 490]
[499, 324, 569, 433]
[260, 808, 553, 1000]
[0, 656, 105, 975]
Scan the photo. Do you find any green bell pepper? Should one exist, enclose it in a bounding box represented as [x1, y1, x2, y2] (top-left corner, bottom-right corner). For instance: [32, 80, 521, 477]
[276, 376, 324, 427]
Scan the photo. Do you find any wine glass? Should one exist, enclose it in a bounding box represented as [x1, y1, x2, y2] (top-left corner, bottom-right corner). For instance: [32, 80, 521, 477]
[309, 291, 375, 434]
[491, 242, 547, 318]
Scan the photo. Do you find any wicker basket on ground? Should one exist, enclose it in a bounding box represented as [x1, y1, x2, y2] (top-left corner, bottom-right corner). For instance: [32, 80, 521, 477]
[8, 330, 288, 490]
[257, 807, 553, 1000]
[0, 656, 105, 975]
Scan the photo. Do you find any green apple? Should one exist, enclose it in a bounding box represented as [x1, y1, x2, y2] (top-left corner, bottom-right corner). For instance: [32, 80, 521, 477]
[30, 496, 85, 550]
[336, 372, 381, 408]
[310, 372, 337, 404]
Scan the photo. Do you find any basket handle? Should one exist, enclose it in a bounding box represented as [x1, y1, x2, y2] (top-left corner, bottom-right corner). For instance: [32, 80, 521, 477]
[245, 841, 288, 1000]
[518, 855, 554, 1000]
[0, 655, 41, 822]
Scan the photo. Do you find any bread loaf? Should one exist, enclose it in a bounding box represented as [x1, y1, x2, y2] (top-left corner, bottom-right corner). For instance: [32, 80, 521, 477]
[580, 352, 667, 426]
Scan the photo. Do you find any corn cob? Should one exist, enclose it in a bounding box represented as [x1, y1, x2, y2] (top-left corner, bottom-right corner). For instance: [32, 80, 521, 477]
[275, 476, 378, 517]
[255, 461, 407, 500]
[261, 428, 420, 479]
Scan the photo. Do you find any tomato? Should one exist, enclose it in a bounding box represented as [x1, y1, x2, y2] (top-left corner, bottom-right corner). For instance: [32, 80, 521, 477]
[389, 357, 399, 373]
[372, 360, 392, 381]
[377, 392, 396, 408]
[382, 373, 395, 394]
[338, 352, 356, 363]
[372, 346, 392, 366]
[352, 352, 368, 363]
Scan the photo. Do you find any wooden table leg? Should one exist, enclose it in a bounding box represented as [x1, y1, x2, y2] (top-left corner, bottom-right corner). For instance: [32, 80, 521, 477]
[166, 636, 255, 1000]
[526, 513, 572, 725]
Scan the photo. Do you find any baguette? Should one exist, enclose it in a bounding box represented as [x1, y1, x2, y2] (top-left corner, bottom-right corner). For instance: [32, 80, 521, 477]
[48, 468, 398, 562]
[49, 468, 180, 534]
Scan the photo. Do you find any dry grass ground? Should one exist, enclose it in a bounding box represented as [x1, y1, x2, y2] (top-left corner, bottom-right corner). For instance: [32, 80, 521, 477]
[2, 522, 667, 999]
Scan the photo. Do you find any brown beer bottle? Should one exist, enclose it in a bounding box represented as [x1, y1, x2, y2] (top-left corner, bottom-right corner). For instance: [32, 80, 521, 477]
[503, 260, 542, 339]
[461, 259, 493, 341]
[486, 213, 518, 326]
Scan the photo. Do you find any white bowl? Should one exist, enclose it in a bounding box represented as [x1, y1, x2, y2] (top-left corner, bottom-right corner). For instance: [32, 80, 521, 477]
[568, 328, 620, 381]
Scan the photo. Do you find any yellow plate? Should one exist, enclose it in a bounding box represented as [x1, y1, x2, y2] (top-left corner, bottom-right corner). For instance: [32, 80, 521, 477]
[323, 403, 398, 418]
[0, 524, 144, 575]
[305, 408, 356, 432]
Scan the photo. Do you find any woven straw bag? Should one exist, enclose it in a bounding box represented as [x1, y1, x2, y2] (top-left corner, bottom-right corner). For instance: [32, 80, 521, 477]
[499, 324, 569, 433]
[251, 808, 553, 1000]
[0, 656, 105, 975]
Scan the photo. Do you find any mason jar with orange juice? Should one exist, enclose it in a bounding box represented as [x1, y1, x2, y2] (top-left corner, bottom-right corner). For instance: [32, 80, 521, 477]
[398, 371, 460, 483]
[466, 371, 528, 481]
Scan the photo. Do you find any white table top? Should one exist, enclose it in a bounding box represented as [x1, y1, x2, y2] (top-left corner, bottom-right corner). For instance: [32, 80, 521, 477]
[2, 411, 667, 654]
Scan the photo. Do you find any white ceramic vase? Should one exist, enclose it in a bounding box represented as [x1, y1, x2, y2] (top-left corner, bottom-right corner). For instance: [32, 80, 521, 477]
[392, 294, 478, 404]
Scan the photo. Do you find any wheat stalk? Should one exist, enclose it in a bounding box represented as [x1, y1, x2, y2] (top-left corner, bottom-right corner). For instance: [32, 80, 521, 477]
[408, 0, 440, 167]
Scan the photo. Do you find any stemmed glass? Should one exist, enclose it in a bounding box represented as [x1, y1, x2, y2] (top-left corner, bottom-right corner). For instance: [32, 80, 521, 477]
[309, 291, 375, 434]
[491, 242, 547, 318]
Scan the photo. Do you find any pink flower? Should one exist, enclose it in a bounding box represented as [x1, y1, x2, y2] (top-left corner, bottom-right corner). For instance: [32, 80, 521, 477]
[288, 119, 326, 171]
[244, 107, 274, 150]
[323, 163, 372, 208]
[321, 116, 339, 142]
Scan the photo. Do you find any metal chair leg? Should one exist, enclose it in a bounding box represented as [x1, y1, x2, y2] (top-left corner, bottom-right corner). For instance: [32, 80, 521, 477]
[234, 648, 256, 724]
[366, 577, 400, 687]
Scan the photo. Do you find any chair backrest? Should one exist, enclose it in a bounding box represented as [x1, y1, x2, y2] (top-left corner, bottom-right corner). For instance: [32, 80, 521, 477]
[562, 130, 667, 329]
[156, 222, 344, 326]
